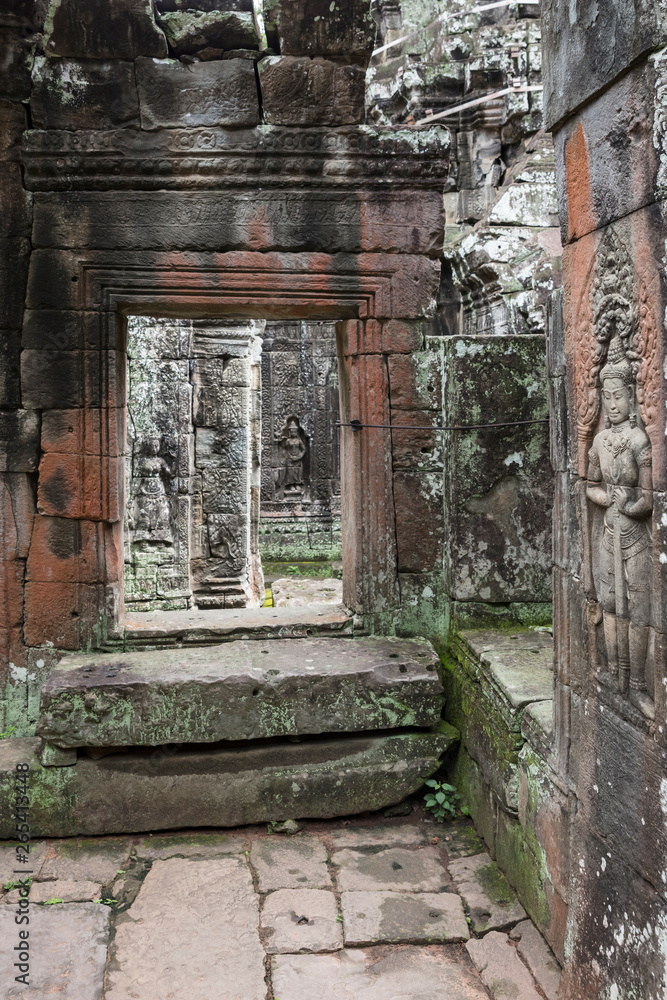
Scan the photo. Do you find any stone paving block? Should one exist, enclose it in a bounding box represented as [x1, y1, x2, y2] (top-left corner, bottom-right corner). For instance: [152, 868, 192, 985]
[251, 836, 331, 891]
[272, 576, 343, 607]
[328, 823, 427, 850]
[40, 837, 133, 884]
[441, 819, 487, 859]
[5, 879, 101, 904]
[341, 889, 469, 945]
[105, 857, 265, 1000]
[0, 840, 48, 885]
[466, 931, 542, 1000]
[448, 853, 526, 934]
[271, 946, 490, 1000]
[0, 901, 110, 998]
[511, 920, 562, 1000]
[134, 831, 245, 860]
[261, 888, 342, 954]
[332, 846, 447, 892]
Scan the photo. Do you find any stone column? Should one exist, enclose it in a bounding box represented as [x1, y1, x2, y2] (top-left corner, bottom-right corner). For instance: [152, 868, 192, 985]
[543, 3, 667, 995]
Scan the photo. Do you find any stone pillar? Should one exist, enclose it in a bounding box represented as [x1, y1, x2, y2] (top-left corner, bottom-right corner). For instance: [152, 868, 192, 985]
[543, 2, 667, 995]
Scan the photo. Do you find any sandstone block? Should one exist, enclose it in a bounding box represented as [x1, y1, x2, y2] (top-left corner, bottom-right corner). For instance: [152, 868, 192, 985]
[104, 858, 266, 1000]
[0, 903, 110, 998]
[0, 238, 30, 328]
[393, 470, 445, 573]
[41, 408, 124, 458]
[4, 879, 101, 904]
[258, 56, 366, 126]
[272, 947, 489, 1000]
[26, 516, 121, 585]
[135, 831, 245, 860]
[44, 0, 167, 58]
[0, 331, 21, 408]
[441, 819, 486, 860]
[23, 581, 103, 649]
[341, 889, 469, 945]
[37, 636, 443, 747]
[0, 99, 27, 163]
[37, 452, 121, 522]
[261, 887, 342, 953]
[31, 57, 139, 130]
[328, 824, 427, 851]
[250, 836, 331, 892]
[332, 846, 447, 892]
[448, 853, 526, 933]
[0, 731, 455, 837]
[136, 56, 259, 129]
[21, 349, 126, 410]
[511, 920, 562, 1000]
[0, 410, 40, 473]
[466, 931, 542, 1000]
[274, 0, 376, 65]
[156, 9, 258, 54]
[389, 352, 442, 410]
[0, 472, 35, 560]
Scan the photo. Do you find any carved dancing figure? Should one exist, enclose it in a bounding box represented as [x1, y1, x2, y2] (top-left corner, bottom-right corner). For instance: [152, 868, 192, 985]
[131, 436, 173, 542]
[277, 417, 307, 498]
[586, 335, 653, 711]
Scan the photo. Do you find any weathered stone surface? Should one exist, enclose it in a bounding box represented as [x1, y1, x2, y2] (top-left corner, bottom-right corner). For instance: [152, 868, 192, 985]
[0, 841, 47, 885]
[250, 835, 331, 891]
[341, 889, 469, 945]
[37, 636, 444, 748]
[274, 0, 376, 64]
[448, 853, 526, 933]
[116, 602, 353, 647]
[0, 410, 40, 473]
[136, 57, 259, 129]
[541, 0, 664, 130]
[31, 57, 139, 130]
[328, 823, 427, 850]
[40, 837, 132, 883]
[271, 947, 490, 1000]
[4, 879, 101, 904]
[332, 846, 447, 892]
[0, 731, 455, 837]
[272, 577, 343, 607]
[258, 57, 366, 126]
[157, 9, 258, 54]
[135, 831, 245, 859]
[0, 902, 110, 998]
[261, 887, 342, 953]
[441, 819, 487, 860]
[44, 0, 167, 58]
[104, 857, 266, 1000]
[466, 931, 542, 1000]
[511, 920, 561, 1000]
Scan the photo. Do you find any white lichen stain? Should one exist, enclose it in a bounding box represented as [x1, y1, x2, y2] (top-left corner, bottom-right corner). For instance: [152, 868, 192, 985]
[504, 452, 524, 467]
[9, 663, 27, 683]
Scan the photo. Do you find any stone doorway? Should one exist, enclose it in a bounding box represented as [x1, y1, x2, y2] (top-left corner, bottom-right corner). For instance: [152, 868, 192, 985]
[123, 316, 342, 615]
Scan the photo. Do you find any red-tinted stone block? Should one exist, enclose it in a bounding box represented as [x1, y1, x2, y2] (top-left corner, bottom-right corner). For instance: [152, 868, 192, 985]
[388, 353, 442, 410]
[0, 472, 35, 560]
[21, 349, 126, 410]
[24, 581, 104, 649]
[41, 408, 125, 458]
[393, 470, 444, 573]
[27, 516, 122, 585]
[37, 453, 122, 522]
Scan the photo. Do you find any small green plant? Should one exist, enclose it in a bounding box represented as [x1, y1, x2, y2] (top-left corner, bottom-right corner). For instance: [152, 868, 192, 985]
[423, 780, 469, 822]
[95, 897, 118, 906]
[0, 726, 16, 739]
[285, 564, 300, 576]
[4, 878, 31, 891]
[43, 898, 64, 905]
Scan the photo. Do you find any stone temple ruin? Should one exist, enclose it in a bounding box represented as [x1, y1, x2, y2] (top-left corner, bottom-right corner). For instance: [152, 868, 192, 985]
[0, 0, 666, 997]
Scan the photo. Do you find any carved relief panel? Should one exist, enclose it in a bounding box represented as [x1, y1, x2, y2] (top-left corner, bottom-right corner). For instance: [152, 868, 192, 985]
[578, 231, 658, 718]
[124, 318, 263, 611]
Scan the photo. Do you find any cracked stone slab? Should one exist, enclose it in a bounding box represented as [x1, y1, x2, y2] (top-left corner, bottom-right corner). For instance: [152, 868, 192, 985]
[332, 846, 447, 892]
[38, 635, 443, 747]
[511, 920, 561, 1000]
[4, 879, 101, 904]
[440, 819, 487, 859]
[39, 837, 133, 884]
[466, 931, 542, 1000]
[261, 888, 342, 953]
[341, 889, 469, 945]
[134, 831, 245, 860]
[251, 835, 331, 891]
[0, 901, 110, 999]
[328, 823, 428, 850]
[105, 857, 265, 1000]
[448, 853, 526, 933]
[0, 840, 48, 885]
[271, 946, 490, 1000]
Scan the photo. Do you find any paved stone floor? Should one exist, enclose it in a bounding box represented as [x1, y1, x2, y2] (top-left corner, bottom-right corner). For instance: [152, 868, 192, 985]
[0, 808, 561, 1000]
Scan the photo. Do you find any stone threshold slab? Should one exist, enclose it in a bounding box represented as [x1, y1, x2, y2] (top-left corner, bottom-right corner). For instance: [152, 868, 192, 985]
[0, 727, 458, 837]
[38, 636, 444, 749]
[104, 603, 354, 649]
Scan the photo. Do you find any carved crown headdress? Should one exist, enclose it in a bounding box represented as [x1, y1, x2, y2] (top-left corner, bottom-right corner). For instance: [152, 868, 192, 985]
[599, 335, 634, 387]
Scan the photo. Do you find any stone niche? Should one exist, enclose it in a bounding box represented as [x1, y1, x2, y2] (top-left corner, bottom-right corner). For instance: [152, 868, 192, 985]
[124, 317, 263, 611]
[260, 320, 341, 563]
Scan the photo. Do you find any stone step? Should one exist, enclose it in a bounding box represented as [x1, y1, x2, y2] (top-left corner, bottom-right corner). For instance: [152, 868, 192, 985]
[37, 636, 444, 749]
[1, 726, 458, 836]
[103, 603, 354, 650]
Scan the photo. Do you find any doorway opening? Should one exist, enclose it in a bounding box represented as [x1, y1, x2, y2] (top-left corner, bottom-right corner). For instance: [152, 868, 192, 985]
[123, 317, 342, 616]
